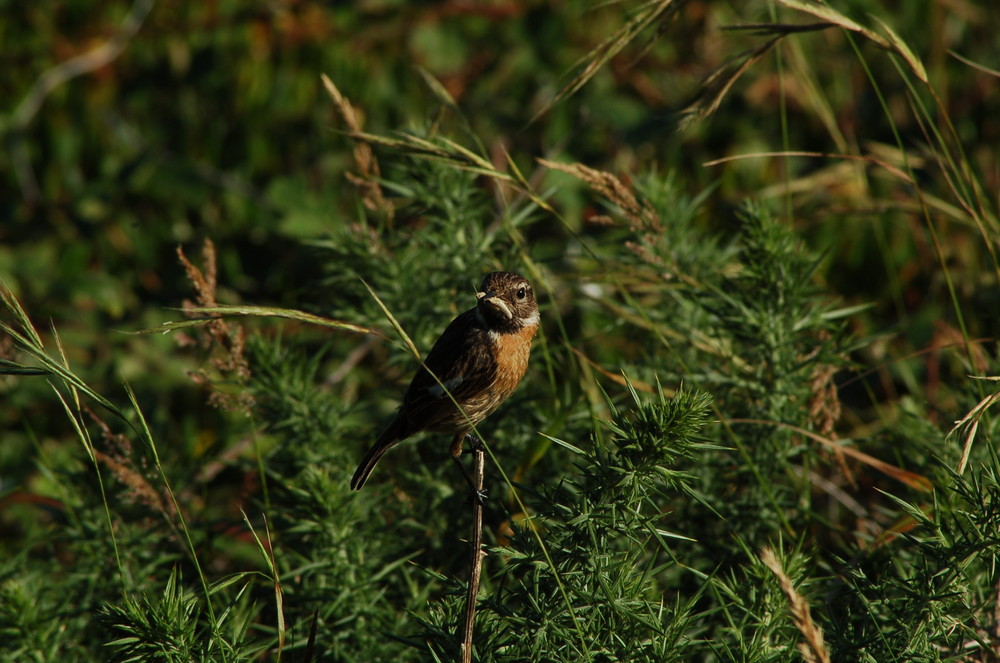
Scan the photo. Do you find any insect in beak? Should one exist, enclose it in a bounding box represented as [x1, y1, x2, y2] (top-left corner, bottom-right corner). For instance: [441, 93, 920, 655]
[477, 290, 513, 319]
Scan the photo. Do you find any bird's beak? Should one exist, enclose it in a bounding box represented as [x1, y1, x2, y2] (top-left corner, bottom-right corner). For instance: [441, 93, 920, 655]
[477, 290, 513, 319]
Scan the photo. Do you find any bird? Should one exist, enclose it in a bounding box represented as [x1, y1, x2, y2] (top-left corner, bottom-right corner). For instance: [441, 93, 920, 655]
[350, 271, 539, 494]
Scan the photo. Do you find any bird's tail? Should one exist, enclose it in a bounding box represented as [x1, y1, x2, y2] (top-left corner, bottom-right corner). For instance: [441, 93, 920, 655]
[350, 418, 404, 490]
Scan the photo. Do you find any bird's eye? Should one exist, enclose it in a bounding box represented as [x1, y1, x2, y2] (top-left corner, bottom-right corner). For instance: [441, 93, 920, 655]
[516, 286, 526, 300]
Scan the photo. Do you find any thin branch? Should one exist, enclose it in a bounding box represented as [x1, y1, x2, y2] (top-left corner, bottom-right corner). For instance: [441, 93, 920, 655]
[461, 445, 486, 663]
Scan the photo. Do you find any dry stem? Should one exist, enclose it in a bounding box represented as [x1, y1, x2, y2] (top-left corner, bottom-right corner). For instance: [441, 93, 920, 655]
[460, 446, 486, 663]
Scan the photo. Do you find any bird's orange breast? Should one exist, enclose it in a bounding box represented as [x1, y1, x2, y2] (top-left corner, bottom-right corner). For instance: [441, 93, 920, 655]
[427, 321, 538, 433]
[489, 322, 537, 403]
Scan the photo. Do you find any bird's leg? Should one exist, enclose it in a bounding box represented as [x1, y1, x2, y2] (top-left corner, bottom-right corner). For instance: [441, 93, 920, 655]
[451, 433, 487, 505]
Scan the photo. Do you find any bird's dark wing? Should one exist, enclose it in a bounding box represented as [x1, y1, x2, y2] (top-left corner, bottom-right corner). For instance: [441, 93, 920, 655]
[397, 308, 497, 434]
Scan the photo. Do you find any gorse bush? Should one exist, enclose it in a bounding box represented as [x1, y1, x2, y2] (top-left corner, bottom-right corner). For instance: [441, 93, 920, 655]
[2, 1, 998, 661]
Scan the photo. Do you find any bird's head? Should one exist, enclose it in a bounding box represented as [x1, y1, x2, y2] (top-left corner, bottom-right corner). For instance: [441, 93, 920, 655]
[476, 271, 538, 334]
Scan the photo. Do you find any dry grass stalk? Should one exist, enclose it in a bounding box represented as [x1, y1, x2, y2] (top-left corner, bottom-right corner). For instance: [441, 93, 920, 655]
[540, 159, 668, 270]
[804, 332, 851, 485]
[760, 546, 831, 663]
[948, 377, 1000, 475]
[808, 362, 841, 439]
[732, 418, 932, 492]
[87, 407, 173, 518]
[177, 239, 254, 413]
[540, 159, 659, 232]
[534, 0, 683, 120]
[321, 74, 394, 219]
[680, 37, 781, 128]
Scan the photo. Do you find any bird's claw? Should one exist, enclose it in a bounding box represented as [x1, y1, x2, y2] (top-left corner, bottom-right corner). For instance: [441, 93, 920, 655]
[465, 434, 486, 453]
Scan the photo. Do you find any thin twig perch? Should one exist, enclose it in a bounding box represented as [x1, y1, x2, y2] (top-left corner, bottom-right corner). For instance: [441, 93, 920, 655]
[460, 445, 486, 663]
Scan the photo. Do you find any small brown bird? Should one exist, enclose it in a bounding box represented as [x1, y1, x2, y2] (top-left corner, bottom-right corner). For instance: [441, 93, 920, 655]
[350, 271, 539, 492]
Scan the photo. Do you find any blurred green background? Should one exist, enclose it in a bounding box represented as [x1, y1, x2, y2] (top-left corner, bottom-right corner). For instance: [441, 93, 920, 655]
[4, 0, 998, 348]
[4, 0, 997, 439]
